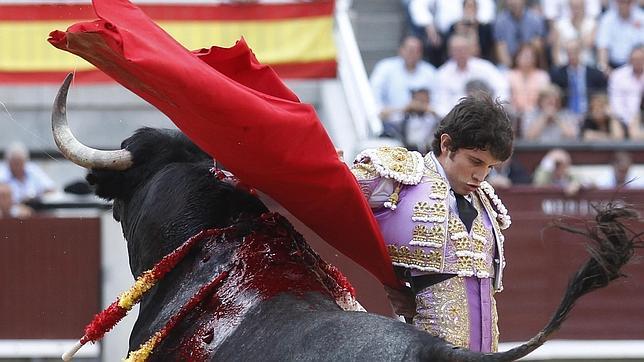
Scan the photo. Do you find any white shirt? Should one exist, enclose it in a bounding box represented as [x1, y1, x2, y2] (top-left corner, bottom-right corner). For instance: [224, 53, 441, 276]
[433, 57, 509, 117]
[553, 17, 597, 66]
[596, 7, 644, 66]
[608, 64, 644, 125]
[0, 162, 55, 203]
[542, 0, 601, 21]
[408, 0, 496, 34]
[370, 56, 437, 123]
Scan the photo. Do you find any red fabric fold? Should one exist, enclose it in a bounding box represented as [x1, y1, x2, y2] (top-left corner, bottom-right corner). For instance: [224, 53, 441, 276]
[48, 0, 399, 288]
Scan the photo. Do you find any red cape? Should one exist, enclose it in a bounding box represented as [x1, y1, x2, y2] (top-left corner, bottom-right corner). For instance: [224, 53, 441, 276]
[48, 0, 400, 288]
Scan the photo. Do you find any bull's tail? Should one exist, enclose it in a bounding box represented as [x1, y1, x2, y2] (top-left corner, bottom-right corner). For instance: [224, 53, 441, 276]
[485, 204, 641, 361]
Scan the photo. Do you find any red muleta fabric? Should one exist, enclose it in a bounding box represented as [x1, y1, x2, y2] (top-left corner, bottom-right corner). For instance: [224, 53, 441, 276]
[48, 0, 400, 288]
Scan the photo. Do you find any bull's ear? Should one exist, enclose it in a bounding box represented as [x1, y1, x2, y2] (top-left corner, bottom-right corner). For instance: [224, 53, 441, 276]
[86, 169, 134, 201]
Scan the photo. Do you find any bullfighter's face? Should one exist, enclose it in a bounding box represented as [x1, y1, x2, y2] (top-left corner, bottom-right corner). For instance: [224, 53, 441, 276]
[437, 134, 501, 195]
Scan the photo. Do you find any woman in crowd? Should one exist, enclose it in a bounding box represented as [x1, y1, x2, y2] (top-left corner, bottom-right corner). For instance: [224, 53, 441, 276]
[550, 0, 597, 67]
[508, 43, 551, 116]
[579, 92, 626, 141]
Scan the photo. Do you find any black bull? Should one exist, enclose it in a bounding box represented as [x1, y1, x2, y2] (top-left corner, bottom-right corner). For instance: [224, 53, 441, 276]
[52, 76, 639, 361]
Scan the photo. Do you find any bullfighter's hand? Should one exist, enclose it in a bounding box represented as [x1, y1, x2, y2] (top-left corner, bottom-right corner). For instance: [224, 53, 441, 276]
[384, 285, 416, 321]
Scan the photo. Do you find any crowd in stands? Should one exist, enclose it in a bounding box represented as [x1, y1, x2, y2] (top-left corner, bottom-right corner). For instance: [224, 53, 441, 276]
[372, 0, 643, 145]
[370, 0, 643, 191]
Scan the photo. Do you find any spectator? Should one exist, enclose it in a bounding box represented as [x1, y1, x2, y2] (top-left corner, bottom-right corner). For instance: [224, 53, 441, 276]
[580, 92, 626, 141]
[550, 0, 598, 67]
[494, 0, 547, 69]
[508, 43, 551, 115]
[370, 35, 437, 131]
[550, 39, 608, 116]
[542, 0, 602, 23]
[522, 84, 579, 141]
[433, 34, 509, 117]
[596, 151, 644, 188]
[0, 182, 32, 218]
[0, 142, 55, 204]
[596, 0, 644, 72]
[399, 88, 440, 153]
[533, 148, 584, 195]
[408, 0, 496, 67]
[608, 45, 644, 127]
[446, 0, 495, 62]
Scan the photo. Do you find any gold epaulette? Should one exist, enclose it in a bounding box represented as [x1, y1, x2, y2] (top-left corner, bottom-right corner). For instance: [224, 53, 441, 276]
[353, 147, 425, 185]
[350, 161, 379, 181]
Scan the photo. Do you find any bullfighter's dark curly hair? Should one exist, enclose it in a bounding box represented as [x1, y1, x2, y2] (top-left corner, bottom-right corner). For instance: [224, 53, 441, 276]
[431, 94, 514, 161]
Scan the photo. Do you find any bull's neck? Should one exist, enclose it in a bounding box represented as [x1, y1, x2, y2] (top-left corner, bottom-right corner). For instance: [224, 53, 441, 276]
[131, 212, 354, 359]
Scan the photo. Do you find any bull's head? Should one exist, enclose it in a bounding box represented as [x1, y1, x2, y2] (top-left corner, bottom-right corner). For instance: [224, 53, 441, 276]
[53, 73, 267, 276]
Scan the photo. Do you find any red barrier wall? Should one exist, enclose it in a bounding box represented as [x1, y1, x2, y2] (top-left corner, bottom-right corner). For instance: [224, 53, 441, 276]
[1, 187, 642, 342]
[0, 216, 100, 339]
[496, 187, 644, 341]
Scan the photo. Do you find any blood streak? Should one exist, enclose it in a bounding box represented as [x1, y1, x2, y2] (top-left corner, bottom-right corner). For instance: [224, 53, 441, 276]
[169, 212, 356, 360]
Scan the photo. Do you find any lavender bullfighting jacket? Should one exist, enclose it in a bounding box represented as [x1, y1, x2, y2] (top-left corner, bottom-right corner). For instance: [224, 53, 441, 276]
[351, 147, 511, 292]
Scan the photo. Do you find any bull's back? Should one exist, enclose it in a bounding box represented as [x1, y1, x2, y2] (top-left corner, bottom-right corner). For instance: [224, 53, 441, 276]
[213, 293, 436, 361]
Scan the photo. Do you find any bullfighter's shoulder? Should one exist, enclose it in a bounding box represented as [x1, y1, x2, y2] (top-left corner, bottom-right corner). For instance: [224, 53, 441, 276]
[352, 147, 425, 185]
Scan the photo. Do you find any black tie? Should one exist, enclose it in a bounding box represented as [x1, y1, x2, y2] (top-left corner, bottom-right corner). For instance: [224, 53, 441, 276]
[455, 193, 477, 233]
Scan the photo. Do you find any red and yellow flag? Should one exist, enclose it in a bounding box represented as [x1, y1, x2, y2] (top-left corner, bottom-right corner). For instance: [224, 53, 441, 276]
[0, 0, 336, 83]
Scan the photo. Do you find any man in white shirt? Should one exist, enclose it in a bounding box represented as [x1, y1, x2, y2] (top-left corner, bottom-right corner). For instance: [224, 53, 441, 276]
[596, 0, 644, 71]
[0, 142, 55, 203]
[0, 182, 32, 218]
[433, 35, 509, 117]
[608, 45, 644, 126]
[542, 0, 601, 22]
[370, 35, 437, 127]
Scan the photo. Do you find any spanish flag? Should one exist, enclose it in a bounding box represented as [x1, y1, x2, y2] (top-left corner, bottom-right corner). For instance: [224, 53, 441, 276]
[0, 0, 336, 83]
[49, 0, 401, 288]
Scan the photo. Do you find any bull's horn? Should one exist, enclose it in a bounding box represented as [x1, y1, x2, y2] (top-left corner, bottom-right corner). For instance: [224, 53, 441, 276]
[52, 73, 133, 170]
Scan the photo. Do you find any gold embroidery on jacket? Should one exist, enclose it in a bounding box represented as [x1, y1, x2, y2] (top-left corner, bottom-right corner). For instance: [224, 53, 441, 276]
[409, 224, 444, 247]
[354, 147, 425, 184]
[414, 277, 470, 349]
[412, 201, 431, 221]
[428, 177, 448, 199]
[388, 245, 442, 272]
[412, 201, 447, 222]
[350, 162, 378, 181]
[477, 188, 506, 290]
[381, 152, 499, 279]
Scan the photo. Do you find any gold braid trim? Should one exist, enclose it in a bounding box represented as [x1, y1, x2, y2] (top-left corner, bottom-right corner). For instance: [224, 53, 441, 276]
[354, 147, 425, 185]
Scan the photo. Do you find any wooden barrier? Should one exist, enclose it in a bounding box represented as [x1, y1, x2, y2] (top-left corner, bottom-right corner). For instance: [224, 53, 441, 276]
[496, 187, 644, 341]
[513, 141, 644, 173]
[1, 187, 642, 344]
[0, 216, 100, 339]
